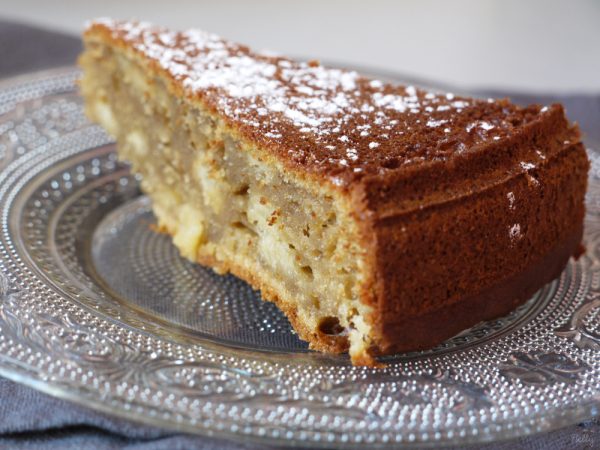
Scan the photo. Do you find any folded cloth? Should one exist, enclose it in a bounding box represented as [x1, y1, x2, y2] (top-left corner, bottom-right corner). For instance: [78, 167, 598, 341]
[1, 377, 599, 449]
[0, 18, 598, 450]
[0, 378, 260, 449]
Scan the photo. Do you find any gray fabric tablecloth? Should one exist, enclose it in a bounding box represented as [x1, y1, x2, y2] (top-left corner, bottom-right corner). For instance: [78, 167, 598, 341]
[0, 18, 598, 450]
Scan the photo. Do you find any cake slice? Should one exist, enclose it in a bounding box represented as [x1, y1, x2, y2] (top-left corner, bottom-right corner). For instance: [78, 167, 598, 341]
[79, 19, 589, 366]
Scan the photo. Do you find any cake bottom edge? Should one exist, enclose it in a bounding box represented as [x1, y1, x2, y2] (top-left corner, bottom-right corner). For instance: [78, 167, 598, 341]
[190, 247, 352, 354]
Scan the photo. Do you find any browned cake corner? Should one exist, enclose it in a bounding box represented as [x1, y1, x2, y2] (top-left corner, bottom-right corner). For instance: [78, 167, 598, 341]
[78, 18, 589, 366]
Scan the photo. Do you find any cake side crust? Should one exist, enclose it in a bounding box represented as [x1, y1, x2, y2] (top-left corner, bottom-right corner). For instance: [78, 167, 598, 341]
[377, 223, 583, 355]
[365, 139, 589, 351]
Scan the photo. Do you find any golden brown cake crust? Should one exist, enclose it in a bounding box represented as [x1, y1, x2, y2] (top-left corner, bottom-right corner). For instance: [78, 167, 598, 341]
[84, 19, 563, 188]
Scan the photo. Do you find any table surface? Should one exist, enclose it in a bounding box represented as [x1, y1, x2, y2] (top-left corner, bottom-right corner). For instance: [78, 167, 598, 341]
[1, 0, 600, 93]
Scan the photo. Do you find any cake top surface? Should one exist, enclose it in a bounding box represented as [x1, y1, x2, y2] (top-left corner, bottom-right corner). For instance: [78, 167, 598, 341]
[86, 19, 557, 186]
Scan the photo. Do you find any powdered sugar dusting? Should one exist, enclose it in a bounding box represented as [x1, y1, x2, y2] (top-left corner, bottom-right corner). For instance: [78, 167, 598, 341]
[87, 19, 554, 184]
[427, 119, 448, 128]
[509, 223, 522, 242]
[520, 162, 536, 171]
[507, 192, 516, 210]
[466, 121, 495, 133]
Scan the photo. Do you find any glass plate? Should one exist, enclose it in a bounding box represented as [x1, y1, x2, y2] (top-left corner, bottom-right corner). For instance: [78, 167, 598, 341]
[0, 67, 598, 448]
